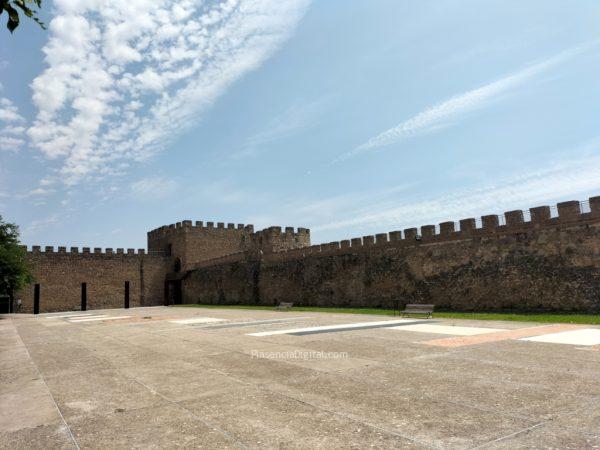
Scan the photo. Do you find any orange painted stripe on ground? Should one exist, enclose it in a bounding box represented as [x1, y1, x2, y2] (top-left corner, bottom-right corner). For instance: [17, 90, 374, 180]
[423, 324, 583, 348]
[590, 344, 600, 351]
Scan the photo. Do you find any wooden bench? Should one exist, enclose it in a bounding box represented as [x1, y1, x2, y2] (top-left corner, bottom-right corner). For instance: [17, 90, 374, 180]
[276, 302, 293, 311]
[402, 304, 434, 318]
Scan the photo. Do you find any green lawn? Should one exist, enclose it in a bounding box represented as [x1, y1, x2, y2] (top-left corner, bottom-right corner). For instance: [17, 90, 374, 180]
[175, 304, 600, 325]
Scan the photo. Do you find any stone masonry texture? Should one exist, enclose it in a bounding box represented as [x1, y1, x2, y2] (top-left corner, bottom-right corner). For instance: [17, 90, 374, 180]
[17, 249, 171, 313]
[16, 196, 600, 313]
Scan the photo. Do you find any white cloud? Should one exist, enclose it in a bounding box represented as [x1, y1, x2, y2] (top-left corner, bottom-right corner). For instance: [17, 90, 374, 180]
[231, 97, 329, 159]
[0, 97, 24, 123]
[28, 0, 312, 185]
[24, 215, 59, 235]
[347, 43, 594, 158]
[243, 183, 416, 233]
[310, 153, 600, 236]
[0, 97, 26, 152]
[0, 136, 25, 152]
[39, 177, 56, 186]
[28, 188, 54, 196]
[242, 142, 600, 242]
[2, 125, 25, 135]
[130, 176, 178, 200]
[197, 179, 256, 204]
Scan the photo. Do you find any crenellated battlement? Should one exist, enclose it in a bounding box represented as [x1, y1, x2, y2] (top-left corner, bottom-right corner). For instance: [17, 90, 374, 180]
[184, 195, 600, 313]
[147, 221, 254, 238]
[147, 218, 310, 267]
[147, 219, 258, 268]
[19, 194, 600, 313]
[23, 197, 598, 267]
[147, 220, 310, 240]
[251, 226, 311, 253]
[263, 197, 600, 262]
[21, 245, 168, 257]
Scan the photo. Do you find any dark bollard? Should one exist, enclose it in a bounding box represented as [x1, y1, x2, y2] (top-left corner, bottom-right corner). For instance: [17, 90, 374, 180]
[81, 282, 87, 311]
[163, 280, 169, 306]
[124, 281, 130, 309]
[33, 284, 40, 315]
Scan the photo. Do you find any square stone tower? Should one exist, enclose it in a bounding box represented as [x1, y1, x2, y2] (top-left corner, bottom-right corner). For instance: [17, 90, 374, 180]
[148, 220, 311, 273]
[147, 221, 255, 271]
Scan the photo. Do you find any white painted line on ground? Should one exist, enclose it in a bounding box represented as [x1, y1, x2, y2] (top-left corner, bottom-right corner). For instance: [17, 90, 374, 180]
[247, 319, 420, 337]
[45, 313, 94, 319]
[65, 314, 108, 321]
[69, 315, 130, 323]
[519, 328, 600, 346]
[388, 324, 507, 336]
[194, 317, 315, 329]
[170, 317, 226, 325]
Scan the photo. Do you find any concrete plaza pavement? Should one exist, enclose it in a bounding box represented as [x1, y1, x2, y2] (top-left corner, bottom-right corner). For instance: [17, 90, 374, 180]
[1, 306, 599, 449]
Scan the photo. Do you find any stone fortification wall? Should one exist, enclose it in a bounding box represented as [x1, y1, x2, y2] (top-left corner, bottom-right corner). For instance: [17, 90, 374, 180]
[181, 198, 600, 312]
[16, 247, 171, 313]
[147, 220, 310, 270]
[147, 221, 254, 270]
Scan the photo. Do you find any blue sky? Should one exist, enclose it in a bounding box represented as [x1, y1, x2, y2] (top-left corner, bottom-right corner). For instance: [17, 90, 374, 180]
[1, 0, 600, 249]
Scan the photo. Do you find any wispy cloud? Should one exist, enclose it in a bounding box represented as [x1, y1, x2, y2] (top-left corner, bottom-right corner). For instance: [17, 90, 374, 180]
[27, 188, 54, 197]
[24, 215, 59, 235]
[196, 180, 255, 204]
[345, 43, 593, 159]
[28, 0, 312, 185]
[244, 140, 600, 242]
[129, 177, 179, 201]
[311, 152, 600, 237]
[243, 183, 417, 232]
[0, 136, 24, 152]
[231, 98, 328, 159]
[0, 97, 25, 152]
[0, 97, 24, 122]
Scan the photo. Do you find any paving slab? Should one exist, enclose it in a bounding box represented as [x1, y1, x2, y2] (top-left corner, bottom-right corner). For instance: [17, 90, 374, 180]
[68, 403, 241, 449]
[0, 421, 75, 450]
[552, 400, 600, 436]
[181, 384, 424, 449]
[1, 306, 599, 449]
[43, 368, 167, 420]
[479, 423, 600, 449]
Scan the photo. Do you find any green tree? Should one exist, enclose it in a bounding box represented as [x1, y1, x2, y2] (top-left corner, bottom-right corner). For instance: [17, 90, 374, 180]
[1, 0, 45, 33]
[0, 216, 32, 297]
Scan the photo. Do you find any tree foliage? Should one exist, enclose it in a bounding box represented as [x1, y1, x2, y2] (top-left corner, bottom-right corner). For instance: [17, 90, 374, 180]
[0, 216, 32, 296]
[1, 0, 45, 33]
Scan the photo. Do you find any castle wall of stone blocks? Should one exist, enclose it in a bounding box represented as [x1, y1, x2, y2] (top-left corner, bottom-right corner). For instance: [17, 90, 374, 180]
[147, 220, 310, 270]
[17, 223, 310, 313]
[182, 197, 600, 312]
[16, 248, 171, 313]
[16, 196, 600, 313]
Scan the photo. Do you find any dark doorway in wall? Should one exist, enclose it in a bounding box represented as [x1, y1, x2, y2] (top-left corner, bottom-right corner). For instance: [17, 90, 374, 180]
[164, 279, 183, 305]
[0, 296, 9, 314]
